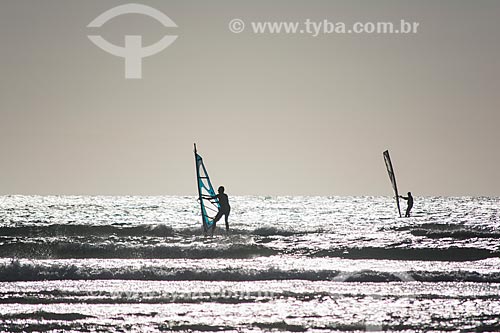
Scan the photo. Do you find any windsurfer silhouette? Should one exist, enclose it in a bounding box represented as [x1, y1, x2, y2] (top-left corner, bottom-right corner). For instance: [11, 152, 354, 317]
[203, 186, 230, 232]
[399, 192, 413, 217]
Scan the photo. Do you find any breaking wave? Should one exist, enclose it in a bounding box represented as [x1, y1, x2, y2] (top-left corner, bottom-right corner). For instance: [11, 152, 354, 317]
[1, 260, 500, 283]
[0, 224, 320, 238]
[0, 238, 497, 260]
[0, 242, 277, 259]
[1, 240, 497, 260]
[396, 223, 500, 240]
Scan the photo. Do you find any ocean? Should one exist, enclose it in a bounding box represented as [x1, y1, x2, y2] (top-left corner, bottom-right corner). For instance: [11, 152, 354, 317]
[0, 195, 499, 332]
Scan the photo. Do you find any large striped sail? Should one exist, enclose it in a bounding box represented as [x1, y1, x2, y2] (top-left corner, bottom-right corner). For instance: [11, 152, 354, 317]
[383, 150, 402, 217]
[194, 144, 220, 231]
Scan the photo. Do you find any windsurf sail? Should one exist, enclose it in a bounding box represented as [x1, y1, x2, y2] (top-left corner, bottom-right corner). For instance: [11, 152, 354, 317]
[383, 150, 402, 217]
[194, 144, 220, 231]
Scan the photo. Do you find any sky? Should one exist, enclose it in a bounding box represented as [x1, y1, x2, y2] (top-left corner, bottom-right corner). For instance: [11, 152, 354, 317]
[0, 0, 499, 196]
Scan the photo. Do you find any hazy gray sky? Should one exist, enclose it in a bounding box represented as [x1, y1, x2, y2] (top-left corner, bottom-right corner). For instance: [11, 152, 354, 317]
[0, 0, 499, 196]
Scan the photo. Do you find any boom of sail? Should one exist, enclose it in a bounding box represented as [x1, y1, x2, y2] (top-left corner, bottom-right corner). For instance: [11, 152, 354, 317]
[383, 150, 402, 217]
[194, 144, 220, 231]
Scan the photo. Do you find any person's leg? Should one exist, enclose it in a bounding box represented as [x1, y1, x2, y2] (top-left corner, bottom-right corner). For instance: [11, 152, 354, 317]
[210, 211, 224, 235]
[225, 208, 230, 231]
[214, 210, 223, 222]
[405, 206, 411, 217]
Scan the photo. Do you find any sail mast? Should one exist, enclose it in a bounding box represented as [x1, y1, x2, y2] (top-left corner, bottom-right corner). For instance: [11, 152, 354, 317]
[194, 143, 205, 228]
[194, 144, 220, 231]
[383, 150, 402, 217]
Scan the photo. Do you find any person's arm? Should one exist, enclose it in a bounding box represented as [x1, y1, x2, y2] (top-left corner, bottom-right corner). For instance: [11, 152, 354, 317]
[202, 194, 218, 200]
[399, 195, 408, 200]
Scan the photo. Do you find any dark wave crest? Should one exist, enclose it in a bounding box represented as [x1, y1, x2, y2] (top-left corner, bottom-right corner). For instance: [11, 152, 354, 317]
[310, 247, 498, 261]
[0, 241, 496, 260]
[0, 224, 321, 238]
[0, 224, 176, 238]
[0, 242, 276, 259]
[2, 260, 500, 283]
[396, 223, 500, 240]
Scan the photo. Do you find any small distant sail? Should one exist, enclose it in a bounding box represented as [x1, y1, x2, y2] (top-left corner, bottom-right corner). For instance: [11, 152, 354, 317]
[383, 150, 402, 217]
[194, 144, 220, 232]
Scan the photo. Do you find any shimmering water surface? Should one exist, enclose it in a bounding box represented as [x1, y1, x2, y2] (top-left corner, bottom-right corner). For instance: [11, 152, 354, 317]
[0, 196, 499, 332]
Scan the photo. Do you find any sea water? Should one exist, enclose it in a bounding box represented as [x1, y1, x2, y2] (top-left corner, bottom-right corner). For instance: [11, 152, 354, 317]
[0, 195, 499, 332]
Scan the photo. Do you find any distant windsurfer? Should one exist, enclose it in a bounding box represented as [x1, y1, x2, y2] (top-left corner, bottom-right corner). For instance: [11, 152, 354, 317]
[203, 186, 230, 232]
[399, 192, 413, 217]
